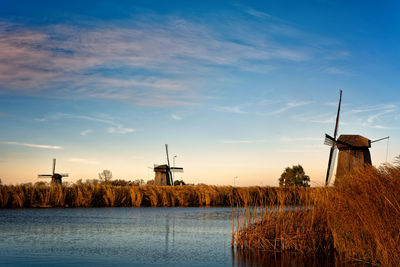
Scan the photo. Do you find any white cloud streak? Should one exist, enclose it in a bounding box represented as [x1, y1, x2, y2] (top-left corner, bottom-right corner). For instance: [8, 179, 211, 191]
[80, 129, 93, 136]
[38, 112, 135, 135]
[107, 126, 136, 134]
[271, 101, 312, 114]
[216, 106, 247, 114]
[0, 141, 62, 149]
[171, 114, 183, 121]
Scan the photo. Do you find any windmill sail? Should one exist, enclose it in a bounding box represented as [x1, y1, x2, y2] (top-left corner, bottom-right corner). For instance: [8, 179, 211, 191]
[325, 90, 342, 186]
[326, 147, 337, 185]
[165, 144, 173, 185]
[170, 167, 183, 173]
[52, 158, 56, 175]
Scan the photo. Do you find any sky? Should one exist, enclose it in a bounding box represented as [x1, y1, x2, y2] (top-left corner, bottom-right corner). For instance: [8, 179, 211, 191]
[0, 0, 399, 186]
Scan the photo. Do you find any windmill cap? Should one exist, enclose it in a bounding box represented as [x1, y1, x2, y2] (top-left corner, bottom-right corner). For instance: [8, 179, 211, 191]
[154, 164, 169, 172]
[337, 135, 371, 148]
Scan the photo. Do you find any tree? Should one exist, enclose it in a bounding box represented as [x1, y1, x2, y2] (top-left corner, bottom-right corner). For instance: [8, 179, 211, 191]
[98, 170, 113, 183]
[278, 165, 310, 187]
[0, 178, 2, 186]
[174, 179, 185, 186]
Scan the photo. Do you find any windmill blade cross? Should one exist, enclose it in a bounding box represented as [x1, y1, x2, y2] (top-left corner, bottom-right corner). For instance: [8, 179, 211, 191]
[60, 174, 69, 177]
[38, 174, 52, 178]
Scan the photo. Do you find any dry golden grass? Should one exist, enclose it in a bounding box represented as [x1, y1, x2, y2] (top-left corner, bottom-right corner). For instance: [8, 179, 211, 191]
[0, 184, 308, 208]
[233, 159, 400, 266]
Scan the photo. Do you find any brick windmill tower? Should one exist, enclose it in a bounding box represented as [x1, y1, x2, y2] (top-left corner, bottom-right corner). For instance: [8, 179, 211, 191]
[153, 144, 183, 186]
[323, 90, 389, 185]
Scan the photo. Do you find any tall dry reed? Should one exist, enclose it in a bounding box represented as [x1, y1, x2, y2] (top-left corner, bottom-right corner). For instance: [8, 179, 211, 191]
[0, 184, 308, 208]
[233, 159, 400, 266]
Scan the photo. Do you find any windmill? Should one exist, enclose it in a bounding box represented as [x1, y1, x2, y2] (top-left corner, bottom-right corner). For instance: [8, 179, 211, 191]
[38, 158, 69, 185]
[153, 144, 183, 186]
[324, 90, 390, 185]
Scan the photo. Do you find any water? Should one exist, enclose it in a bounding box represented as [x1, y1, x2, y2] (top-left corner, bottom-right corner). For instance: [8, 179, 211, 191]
[0, 207, 234, 266]
[0, 208, 358, 266]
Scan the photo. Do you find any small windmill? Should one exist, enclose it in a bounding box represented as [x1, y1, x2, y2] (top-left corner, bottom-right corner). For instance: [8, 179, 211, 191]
[38, 158, 69, 185]
[153, 144, 183, 186]
[324, 90, 390, 185]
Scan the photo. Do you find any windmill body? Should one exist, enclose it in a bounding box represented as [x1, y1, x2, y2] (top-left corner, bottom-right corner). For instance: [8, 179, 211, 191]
[335, 135, 372, 179]
[153, 145, 183, 186]
[38, 159, 69, 185]
[154, 164, 173, 186]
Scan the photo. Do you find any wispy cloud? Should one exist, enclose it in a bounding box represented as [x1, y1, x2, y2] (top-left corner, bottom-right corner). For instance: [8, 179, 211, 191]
[350, 104, 397, 114]
[68, 158, 100, 165]
[349, 104, 398, 129]
[38, 112, 135, 135]
[80, 129, 93, 136]
[0, 11, 347, 106]
[293, 112, 336, 124]
[0, 113, 8, 117]
[222, 139, 266, 144]
[271, 101, 312, 115]
[107, 126, 136, 134]
[216, 106, 248, 114]
[0, 141, 62, 149]
[171, 114, 183, 121]
[323, 66, 348, 75]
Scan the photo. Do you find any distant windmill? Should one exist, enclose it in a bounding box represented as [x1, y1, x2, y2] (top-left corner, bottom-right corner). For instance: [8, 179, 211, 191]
[324, 90, 390, 185]
[153, 144, 183, 186]
[38, 158, 69, 185]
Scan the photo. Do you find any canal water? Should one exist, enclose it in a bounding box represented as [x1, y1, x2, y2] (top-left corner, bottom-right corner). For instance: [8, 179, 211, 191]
[0, 207, 357, 266]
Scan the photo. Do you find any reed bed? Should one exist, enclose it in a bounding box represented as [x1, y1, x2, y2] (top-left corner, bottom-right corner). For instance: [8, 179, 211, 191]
[233, 159, 400, 266]
[0, 184, 311, 208]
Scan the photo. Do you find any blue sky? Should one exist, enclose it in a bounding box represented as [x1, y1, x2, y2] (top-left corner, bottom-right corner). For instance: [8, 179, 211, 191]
[0, 0, 399, 185]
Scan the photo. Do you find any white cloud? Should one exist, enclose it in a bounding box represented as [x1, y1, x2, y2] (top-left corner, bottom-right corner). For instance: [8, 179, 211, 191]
[271, 101, 312, 114]
[38, 112, 135, 135]
[171, 114, 183, 120]
[68, 158, 100, 165]
[107, 125, 136, 134]
[323, 67, 347, 75]
[0, 141, 62, 149]
[80, 129, 93, 136]
[216, 106, 247, 114]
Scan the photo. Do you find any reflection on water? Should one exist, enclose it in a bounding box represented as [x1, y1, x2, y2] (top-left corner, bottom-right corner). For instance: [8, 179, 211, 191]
[0, 208, 360, 266]
[233, 248, 361, 267]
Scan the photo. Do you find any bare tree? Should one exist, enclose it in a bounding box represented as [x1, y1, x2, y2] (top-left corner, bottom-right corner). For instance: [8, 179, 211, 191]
[99, 170, 113, 183]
